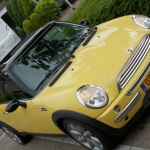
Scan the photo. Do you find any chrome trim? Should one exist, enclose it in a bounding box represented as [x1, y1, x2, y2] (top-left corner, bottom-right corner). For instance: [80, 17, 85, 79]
[76, 85, 108, 108]
[132, 15, 150, 29]
[38, 108, 47, 111]
[114, 92, 141, 123]
[126, 61, 150, 95]
[117, 35, 150, 92]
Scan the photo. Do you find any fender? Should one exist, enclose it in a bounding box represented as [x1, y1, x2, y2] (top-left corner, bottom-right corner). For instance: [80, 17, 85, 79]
[52, 105, 149, 137]
[52, 110, 113, 135]
[52, 110, 94, 134]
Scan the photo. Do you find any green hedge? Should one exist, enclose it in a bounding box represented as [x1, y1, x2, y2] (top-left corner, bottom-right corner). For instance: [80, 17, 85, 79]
[11, 0, 24, 27]
[68, 0, 150, 26]
[17, 0, 36, 20]
[14, 26, 26, 39]
[23, 0, 61, 34]
[23, 13, 44, 34]
[6, 2, 20, 26]
[34, 0, 61, 22]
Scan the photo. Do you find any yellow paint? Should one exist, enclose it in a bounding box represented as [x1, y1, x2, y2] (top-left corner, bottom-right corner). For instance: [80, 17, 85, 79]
[1, 15, 150, 134]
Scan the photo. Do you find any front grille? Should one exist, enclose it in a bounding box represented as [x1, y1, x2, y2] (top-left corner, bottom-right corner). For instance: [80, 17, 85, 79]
[118, 35, 150, 92]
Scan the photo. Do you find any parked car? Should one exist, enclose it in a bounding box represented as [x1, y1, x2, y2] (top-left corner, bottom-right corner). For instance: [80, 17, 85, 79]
[0, 18, 21, 63]
[0, 15, 150, 150]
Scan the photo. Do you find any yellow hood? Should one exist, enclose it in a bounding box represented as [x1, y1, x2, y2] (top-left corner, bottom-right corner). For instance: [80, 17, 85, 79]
[48, 15, 150, 103]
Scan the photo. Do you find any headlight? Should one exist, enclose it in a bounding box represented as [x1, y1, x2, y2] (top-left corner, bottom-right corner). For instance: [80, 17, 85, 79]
[132, 15, 150, 28]
[77, 85, 108, 108]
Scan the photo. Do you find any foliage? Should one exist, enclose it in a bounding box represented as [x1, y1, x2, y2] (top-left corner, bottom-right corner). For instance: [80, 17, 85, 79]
[23, 20, 32, 35]
[30, 13, 45, 28]
[17, 0, 26, 19]
[34, 0, 61, 22]
[23, 13, 44, 34]
[10, 0, 24, 27]
[6, 0, 36, 27]
[68, 0, 150, 26]
[17, 0, 36, 20]
[107, 0, 150, 19]
[5, 1, 20, 26]
[14, 26, 26, 39]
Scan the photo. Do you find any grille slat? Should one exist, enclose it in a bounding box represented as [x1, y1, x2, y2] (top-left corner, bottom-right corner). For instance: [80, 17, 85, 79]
[118, 35, 150, 91]
[120, 38, 150, 83]
[120, 43, 149, 86]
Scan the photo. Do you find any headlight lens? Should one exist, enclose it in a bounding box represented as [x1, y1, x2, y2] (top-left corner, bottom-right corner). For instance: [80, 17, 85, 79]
[77, 85, 108, 108]
[132, 15, 150, 28]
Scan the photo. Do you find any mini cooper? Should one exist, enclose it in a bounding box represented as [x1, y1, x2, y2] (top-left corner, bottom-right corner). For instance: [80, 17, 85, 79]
[0, 15, 150, 150]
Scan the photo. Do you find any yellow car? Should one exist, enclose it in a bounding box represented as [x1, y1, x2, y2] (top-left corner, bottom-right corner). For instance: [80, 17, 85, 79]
[0, 15, 150, 150]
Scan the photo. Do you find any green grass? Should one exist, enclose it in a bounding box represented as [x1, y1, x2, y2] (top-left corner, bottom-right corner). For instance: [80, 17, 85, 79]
[68, 0, 150, 26]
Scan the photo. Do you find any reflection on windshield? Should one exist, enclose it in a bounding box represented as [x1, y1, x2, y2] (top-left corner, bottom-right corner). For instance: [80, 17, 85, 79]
[10, 22, 91, 90]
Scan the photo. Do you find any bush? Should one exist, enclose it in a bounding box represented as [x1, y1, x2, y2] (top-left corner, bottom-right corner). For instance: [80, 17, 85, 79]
[34, 0, 61, 22]
[6, 2, 20, 26]
[11, 0, 24, 27]
[14, 26, 26, 39]
[23, 20, 31, 35]
[17, 0, 36, 20]
[23, 13, 44, 34]
[107, 0, 150, 19]
[30, 13, 45, 29]
[68, 0, 150, 26]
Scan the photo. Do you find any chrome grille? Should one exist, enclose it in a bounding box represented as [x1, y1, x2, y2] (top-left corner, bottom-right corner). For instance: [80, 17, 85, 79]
[118, 35, 150, 92]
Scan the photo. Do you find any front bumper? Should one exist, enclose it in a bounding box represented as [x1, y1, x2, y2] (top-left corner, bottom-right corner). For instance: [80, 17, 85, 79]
[88, 32, 150, 136]
[89, 90, 150, 137]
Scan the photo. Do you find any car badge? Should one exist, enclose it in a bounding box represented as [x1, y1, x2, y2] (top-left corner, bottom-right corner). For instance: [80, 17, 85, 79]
[127, 47, 133, 54]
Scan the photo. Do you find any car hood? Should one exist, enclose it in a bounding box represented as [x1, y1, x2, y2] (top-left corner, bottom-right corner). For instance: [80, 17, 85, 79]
[41, 15, 150, 108]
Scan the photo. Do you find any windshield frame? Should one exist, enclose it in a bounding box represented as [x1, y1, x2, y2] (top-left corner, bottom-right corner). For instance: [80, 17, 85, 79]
[4, 21, 94, 98]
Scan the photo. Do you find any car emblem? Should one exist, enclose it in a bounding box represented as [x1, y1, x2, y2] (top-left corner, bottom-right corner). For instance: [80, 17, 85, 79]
[127, 47, 133, 54]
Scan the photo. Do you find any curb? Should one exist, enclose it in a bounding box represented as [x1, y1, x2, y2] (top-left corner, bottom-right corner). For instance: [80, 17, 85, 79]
[35, 135, 150, 150]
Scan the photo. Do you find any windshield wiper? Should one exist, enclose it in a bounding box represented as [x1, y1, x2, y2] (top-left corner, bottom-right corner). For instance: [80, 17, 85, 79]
[72, 27, 96, 53]
[50, 54, 75, 75]
[36, 54, 74, 91]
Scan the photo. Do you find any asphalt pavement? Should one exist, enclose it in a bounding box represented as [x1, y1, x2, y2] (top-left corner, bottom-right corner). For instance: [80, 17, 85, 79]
[0, 0, 150, 150]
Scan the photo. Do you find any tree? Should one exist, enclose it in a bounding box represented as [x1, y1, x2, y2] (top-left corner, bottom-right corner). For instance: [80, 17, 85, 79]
[17, 0, 36, 20]
[11, 0, 24, 27]
[23, 13, 44, 34]
[34, 0, 61, 22]
[6, 1, 20, 26]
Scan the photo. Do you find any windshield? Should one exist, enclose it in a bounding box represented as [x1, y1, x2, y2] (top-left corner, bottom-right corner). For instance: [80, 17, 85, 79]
[10, 22, 91, 92]
[0, 73, 29, 103]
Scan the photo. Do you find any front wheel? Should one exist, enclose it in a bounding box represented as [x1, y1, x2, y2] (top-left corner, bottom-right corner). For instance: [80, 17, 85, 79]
[1, 126, 32, 145]
[63, 119, 115, 150]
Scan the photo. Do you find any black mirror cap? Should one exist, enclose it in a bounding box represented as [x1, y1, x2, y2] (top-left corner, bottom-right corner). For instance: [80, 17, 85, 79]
[5, 100, 27, 113]
[80, 20, 90, 25]
[6, 100, 19, 113]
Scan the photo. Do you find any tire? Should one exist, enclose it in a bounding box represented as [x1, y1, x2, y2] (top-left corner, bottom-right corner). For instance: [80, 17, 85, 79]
[63, 119, 115, 150]
[1, 126, 32, 145]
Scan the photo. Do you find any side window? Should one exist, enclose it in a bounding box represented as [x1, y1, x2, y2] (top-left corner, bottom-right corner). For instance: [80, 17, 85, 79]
[0, 73, 29, 104]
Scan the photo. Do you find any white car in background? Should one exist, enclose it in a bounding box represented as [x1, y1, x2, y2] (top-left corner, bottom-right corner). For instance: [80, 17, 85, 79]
[0, 18, 21, 63]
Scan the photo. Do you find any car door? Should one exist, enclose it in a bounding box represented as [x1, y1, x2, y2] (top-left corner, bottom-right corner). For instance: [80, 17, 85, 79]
[0, 74, 53, 134]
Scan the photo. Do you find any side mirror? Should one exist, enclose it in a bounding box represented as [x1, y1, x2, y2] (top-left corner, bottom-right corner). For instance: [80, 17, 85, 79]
[6, 100, 27, 113]
[80, 20, 89, 25]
